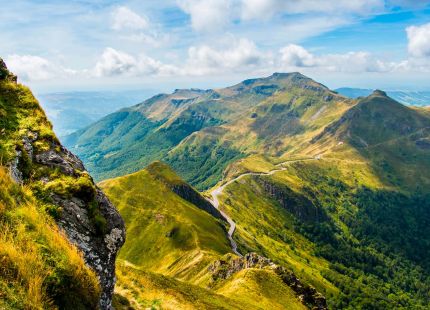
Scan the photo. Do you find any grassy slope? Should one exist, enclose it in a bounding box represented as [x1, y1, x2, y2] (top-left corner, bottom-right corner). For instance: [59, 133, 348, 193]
[0, 166, 100, 310]
[217, 159, 430, 309]
[113, 261, 306, 310]
[101, 162, 309, 309]
[65, 73, 352, 190]
[212, 94, 430, 308]
[0, 63, 102, 309]
[113, 261, 246, 310]
[99, 162, 231, 282]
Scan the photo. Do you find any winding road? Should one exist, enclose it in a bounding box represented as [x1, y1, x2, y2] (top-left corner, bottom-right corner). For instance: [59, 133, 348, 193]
[207, 157, 317, 257]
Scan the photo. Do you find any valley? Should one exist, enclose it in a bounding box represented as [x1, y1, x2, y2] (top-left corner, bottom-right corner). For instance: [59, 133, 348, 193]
[2, 2, 430, 310]
[1, 55, 430, 309]
[71, 73, 430, 309]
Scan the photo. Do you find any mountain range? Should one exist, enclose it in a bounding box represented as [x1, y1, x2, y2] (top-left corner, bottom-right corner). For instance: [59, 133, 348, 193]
[2, 55, 430, 310]
[65, 72, 430, 309]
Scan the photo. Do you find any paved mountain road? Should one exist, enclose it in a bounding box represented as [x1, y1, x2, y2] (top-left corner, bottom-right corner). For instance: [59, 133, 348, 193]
[207, 157, 317, 257]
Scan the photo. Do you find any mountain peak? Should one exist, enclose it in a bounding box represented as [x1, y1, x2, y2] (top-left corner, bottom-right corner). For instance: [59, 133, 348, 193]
[271, 72, 298, 78]
[0, 58, 17, 83]
[371, 89, 388, 97]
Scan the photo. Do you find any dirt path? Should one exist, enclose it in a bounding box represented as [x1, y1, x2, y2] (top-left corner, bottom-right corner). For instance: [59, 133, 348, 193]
[207, 157, 317, 257]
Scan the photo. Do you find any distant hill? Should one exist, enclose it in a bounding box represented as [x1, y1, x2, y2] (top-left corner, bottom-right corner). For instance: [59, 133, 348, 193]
[336, 87, 430, 106]
[65, 72, 352, 188]
[37, 90, 157, 138]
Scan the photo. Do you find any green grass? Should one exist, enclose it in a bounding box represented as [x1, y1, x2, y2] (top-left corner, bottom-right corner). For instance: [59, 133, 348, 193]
[216, 268, 306, 310]
[216, 156, 430, 309]
[0, 62, 107, 309]
[114, 261, 245, 310]
[0, 167, 100, 310]
[99, 162, 232, 282]
[102, 162, 316, 309]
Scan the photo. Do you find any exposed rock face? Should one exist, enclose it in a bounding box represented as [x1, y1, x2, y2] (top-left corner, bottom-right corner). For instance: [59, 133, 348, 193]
[1, 60, 125, 308]
[209, 253, 327, 310]
[0, 58, 17, 83]
[170, 183, 224, 220]
[257, 178, 326, 223]
[13, 131, 125, 309]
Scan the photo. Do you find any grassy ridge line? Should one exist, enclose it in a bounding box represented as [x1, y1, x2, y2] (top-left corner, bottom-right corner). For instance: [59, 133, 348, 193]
[99, 163, 232, 282]
[207, 156, 319, 257]
[102, 163, 313, 309]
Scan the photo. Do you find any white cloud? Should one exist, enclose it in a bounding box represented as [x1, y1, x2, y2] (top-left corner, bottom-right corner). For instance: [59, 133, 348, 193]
[177, 0, 233, 32]
[241, 0, 279, 20]
[407, 23, 430, 58]
[5, 55, 75, 81]
[280, 45, 315, 67]
[93, 47, 179, 77]
[112, 6, 149, 31]
[279, 44, 399, 73]
[186, 38, 271, 74]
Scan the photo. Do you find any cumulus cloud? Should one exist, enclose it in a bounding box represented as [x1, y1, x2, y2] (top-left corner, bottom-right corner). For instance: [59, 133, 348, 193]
[279, 44, 399, 73]
[280, 45, 315, 67]
[93, 47, 178, 77]
[407, 23, 430, 58]
[177, 0, 233, 32]
[112, 6, 149, 30]
[186, 38, 271, 74]
[5, 55, 75, 81]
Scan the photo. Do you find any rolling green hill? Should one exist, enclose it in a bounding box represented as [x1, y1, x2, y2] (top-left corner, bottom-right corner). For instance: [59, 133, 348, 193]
[66, 71, 430, 308]
[99, 161, 231, 281]
[100, 162, 321, 309]
[207, 91, 430, 308]
[65, 73, 352, 189]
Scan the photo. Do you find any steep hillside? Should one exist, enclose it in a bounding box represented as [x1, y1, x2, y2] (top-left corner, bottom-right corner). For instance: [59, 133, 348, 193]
[100, 162, 325, 309]
[65, 73, 352, 189]
[0, 58, 125, 309]
[310, 90, 430, 190]
[99, 161, 231, 281]
[0, 167, 100, 309]
[208, 91, 430, 308]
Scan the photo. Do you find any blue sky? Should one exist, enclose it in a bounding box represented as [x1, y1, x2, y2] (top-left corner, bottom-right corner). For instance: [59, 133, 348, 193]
[1, 0, 430, 93]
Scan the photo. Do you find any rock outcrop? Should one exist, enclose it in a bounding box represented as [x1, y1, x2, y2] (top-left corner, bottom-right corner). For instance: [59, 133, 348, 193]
[0, 58, 17, 83]
[170, 183, 224, 220]
[257, 177, 327, 223]
[1, 59, 125, 309]
[209, 253, 327, 310]
[18, 132, 125, 309]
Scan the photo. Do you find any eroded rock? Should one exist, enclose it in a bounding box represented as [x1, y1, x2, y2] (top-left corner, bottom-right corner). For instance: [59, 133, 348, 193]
[208, 253, 327, 310]
[14, 132, 125, 309]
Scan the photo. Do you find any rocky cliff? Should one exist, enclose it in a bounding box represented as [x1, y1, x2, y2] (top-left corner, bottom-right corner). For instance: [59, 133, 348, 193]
[0, 59, 125, 309]
[257, 177, 327, 223]
[208, 253, 327, 310]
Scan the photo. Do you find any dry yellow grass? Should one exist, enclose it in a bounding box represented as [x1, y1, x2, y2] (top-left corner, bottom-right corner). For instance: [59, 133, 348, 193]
[0, 167, 101, 309]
